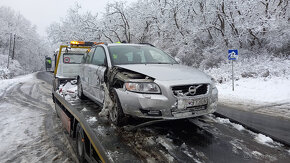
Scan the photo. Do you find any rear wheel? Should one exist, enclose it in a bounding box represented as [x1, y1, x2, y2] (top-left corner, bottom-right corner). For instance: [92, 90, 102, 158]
[77, 78, 85, 99]
[109, 90, 126, 126]
[76, 123, 85, 163]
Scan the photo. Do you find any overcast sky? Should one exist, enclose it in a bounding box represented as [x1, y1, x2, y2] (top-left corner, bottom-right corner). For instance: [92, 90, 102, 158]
[1, 0, 137, 37]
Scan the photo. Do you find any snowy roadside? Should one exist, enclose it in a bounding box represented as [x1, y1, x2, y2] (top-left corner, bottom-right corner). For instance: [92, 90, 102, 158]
[0, 54, 26, 79]
[217, 77, 290, 106]
[0, 72, 76, 162]
[216, 77, 290, 120]
[0, 73, 36, 98]
[205, 56, 290, 120]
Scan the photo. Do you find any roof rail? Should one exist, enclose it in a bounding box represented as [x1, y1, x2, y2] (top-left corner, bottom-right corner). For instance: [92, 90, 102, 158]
[139, 43, 155, 47]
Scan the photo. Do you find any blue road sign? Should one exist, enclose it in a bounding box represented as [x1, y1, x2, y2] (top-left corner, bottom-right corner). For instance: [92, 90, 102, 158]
[228, 49, 238, 60]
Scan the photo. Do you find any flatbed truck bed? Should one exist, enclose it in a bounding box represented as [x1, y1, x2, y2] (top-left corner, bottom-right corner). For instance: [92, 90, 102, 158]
[53, 91, 142, 162]
[53, 89, 290, 163]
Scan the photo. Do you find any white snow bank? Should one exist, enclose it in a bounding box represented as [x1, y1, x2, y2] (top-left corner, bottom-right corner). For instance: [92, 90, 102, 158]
[0, 73, 35, 97]
[252, 133, 282, 148]
[254, 133, 274, 145]
[206, 56, 290, 82]
[214, 117, 282, 148]
[215, 117, 245, 131]
[206, 56, 290, 114]
[0, 54, 25, 79]
[217, 77, 290, 105]
[81, 107, 88, 112]
[87, 117, 98, 122]
[251, 151, 263, 156]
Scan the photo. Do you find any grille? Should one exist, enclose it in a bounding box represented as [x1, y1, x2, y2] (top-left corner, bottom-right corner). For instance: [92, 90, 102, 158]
[172, 84, 208, 96]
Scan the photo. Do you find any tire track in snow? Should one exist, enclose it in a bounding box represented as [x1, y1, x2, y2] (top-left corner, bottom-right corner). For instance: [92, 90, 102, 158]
[0, 76, 77, 162]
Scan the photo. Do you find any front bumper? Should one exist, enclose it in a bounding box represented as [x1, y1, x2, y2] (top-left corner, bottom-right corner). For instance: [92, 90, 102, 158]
[115, 87, 218, 120]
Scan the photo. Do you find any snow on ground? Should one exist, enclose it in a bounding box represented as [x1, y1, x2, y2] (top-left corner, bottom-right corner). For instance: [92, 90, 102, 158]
[0, 73, 75, 162]
[0, 73, 35, 98]
[0, 54, 25, 79]
[254, 133, 274, 145]
[211, 116, 282, 149]
[81, 107, 88, 112]
[253, 133, 282, 148]
[215, 117, 245, 131]
[217, 77, 290, 106]
[206, 56, 290, 119]
[87, 116, 98, 122]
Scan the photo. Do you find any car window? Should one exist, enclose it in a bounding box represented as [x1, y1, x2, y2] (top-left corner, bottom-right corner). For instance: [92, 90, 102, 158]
[91, 47, 106, 66]
[86, 48, 95, 64]
[63, 53, 83, 64]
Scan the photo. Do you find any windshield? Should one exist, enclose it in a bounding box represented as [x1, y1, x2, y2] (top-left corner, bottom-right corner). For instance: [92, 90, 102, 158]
[108, 45, 177, 65]
[63, 53, 83, 64]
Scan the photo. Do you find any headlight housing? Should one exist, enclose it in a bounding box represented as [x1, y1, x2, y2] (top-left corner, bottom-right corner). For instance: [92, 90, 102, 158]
[125, 82, 161, 94]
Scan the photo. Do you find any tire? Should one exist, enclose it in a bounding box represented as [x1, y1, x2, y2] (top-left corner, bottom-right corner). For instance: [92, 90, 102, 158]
[76, 123, 85, 163]
[109, 90, 126, 126]
[77, 78, 85, 99]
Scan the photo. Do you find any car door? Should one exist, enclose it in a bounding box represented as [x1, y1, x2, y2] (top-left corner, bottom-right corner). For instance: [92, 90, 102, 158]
[90, 46, 107, 103]
[82, 48, 95, 95]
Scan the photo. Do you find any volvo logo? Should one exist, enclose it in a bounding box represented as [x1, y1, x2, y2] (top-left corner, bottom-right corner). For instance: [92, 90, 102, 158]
[188, 85, 201, 96]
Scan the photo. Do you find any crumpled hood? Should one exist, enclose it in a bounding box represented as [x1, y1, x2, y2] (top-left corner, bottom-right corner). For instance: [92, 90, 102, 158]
[116, 64, 211, 82]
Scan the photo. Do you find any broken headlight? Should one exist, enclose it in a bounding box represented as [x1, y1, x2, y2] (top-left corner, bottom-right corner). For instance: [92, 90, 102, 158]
[125, 82, 161, 94]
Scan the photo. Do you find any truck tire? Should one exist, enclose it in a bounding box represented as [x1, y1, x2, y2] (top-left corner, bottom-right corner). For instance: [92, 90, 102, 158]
[76, 123, 85, 163]
[109, 90, 126, 126]
[77, 78, 85, 99]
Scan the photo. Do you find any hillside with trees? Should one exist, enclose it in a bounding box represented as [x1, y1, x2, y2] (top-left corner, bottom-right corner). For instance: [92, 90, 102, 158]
[0, 6, 50, 78]
[47, 0, 289, 70]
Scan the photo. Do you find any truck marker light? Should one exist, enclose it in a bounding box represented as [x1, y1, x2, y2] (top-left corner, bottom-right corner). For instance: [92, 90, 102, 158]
[70, 41, 85, 45]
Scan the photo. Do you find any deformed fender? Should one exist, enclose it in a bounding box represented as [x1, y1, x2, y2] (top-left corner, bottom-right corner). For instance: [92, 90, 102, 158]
[99, 83, 113, 117]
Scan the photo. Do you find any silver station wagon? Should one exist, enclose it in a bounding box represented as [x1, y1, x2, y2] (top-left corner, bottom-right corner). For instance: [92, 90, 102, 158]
[77, 43, 218, 126]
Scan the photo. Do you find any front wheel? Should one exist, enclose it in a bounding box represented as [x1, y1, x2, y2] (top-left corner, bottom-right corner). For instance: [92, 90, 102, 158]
[109, 90, 126, 126]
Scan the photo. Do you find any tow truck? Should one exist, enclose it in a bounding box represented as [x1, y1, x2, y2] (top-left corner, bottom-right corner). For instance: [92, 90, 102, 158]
[52, 41, 141, 162]
[52, 41, 290, 163]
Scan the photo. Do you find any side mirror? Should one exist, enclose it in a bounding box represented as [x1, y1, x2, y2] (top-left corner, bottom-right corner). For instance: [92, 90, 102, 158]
[175, 57, 181, 64]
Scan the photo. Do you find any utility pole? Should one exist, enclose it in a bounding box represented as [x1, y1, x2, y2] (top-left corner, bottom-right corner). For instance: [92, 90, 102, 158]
[12, 34, 16, 60]
[7, 33, 12, 69]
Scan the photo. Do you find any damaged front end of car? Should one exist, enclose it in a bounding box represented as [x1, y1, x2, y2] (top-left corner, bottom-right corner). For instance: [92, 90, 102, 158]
[103, 66, 218, 122]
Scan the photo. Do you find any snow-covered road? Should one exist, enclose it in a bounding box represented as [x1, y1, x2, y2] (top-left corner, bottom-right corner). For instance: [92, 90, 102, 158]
[0, 73, 77, 162]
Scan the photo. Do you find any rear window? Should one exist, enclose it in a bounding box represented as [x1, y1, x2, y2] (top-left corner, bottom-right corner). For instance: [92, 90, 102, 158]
[63, 53, 83, 64]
